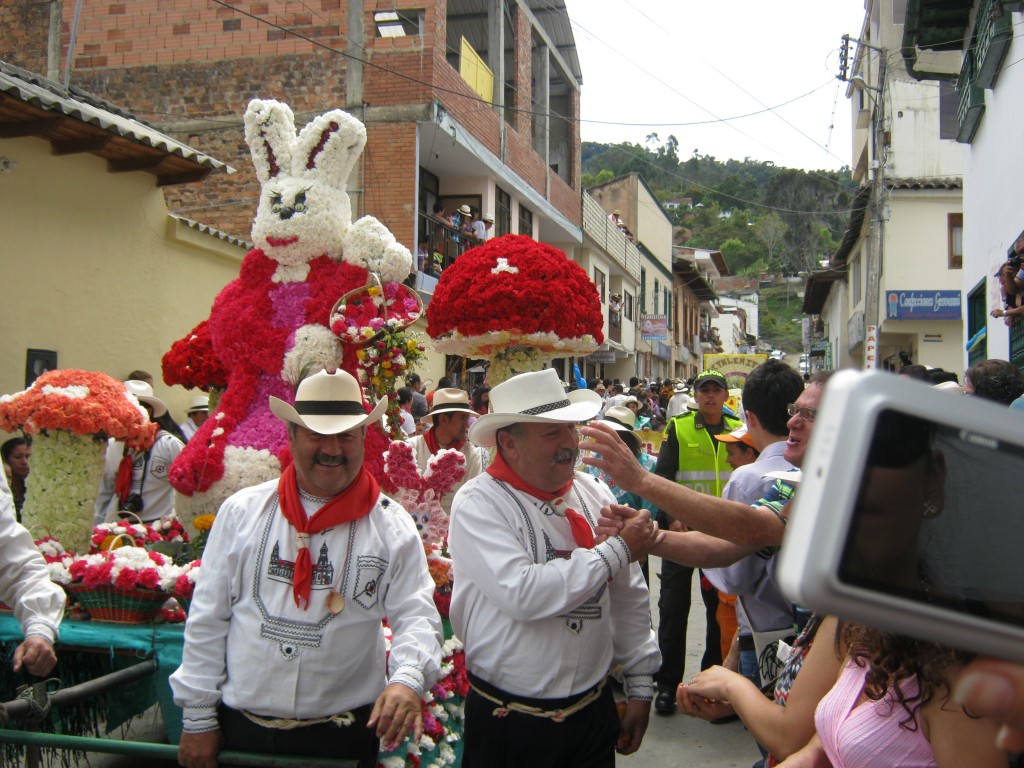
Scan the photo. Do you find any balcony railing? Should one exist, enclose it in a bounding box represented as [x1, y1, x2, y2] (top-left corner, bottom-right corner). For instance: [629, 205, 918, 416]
[956, 51, 985, 144]
[582, 195, 641, 281]
[414, 212, 479, 282]
[974, 0, 1013, 88]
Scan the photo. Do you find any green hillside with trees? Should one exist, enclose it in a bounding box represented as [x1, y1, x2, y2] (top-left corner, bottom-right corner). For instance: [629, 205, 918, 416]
[582, 136, 858, 277]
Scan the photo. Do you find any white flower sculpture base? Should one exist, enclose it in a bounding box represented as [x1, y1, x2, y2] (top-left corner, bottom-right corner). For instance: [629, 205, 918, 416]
[21, 431, 107, 555]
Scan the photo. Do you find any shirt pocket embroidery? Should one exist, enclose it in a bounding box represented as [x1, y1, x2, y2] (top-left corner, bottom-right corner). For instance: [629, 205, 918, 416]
[353, 555, 387, 611]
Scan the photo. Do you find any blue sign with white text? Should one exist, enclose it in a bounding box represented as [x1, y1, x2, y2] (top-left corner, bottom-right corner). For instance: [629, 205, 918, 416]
[885, 290, 962, 320]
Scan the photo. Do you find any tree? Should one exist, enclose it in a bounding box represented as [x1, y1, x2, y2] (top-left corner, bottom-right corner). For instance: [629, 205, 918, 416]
[751, 213, 787, 268]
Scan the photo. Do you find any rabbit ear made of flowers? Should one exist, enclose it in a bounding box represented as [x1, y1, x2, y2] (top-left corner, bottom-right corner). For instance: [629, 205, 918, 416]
[329, 273, 423, 346]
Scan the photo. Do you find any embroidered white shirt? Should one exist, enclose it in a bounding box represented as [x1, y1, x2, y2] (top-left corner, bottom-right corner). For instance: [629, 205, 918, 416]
[170, 479, 442, 732]
[449, 471, 659, 701]
[0, 471, 65, 643]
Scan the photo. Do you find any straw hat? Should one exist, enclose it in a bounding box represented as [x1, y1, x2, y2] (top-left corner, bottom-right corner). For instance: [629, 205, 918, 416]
[186, 393, 210, 414]
[422, 388, 476, 422]
[124, 380, 168, 418]
[269, 369, 386, 435]
[468, 369, 603, 447]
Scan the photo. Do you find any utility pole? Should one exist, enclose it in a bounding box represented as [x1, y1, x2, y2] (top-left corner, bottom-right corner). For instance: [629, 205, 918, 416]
[864, 54, 886, 370]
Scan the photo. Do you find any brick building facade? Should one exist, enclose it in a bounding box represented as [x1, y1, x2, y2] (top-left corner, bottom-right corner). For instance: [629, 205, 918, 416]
[2, 0, 583, 252]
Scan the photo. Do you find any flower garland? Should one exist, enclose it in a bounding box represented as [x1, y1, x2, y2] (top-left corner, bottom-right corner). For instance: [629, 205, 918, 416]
[425, 235, 604, 383]
[355, 328, 426, 436]
[381, 442, 465, 549]
[330, 281, 422, 344]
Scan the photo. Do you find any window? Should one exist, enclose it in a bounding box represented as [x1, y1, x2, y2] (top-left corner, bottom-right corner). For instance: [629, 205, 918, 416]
[623, 291, 634, 322]
[665, 288, 672, 329]
[640, 269, 647, 313]
[593, 268, 606, 303]
[495, 187, 511, 237]
[374, 10, 422, 37]
[518, 204, 533, 237]
[948, 213, 963, 269]
[939, 82, 958, 140]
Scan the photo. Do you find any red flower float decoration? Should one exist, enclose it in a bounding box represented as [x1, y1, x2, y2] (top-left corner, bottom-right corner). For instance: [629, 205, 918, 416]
[425, 235, 603, 383]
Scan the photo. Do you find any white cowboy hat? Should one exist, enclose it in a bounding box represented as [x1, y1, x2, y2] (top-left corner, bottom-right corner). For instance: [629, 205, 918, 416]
[422, 388, 476, 422]
[602, 405, 642, 453]
[269, 369, 387, 435]
[125, 380, 168, 418]
[187, 393, 210, 414]
[457, 204, 472, 215]
[468, 369, 603, 447]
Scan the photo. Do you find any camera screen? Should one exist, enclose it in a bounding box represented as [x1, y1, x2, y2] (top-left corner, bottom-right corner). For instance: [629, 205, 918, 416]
[839, 409, 1024, 630]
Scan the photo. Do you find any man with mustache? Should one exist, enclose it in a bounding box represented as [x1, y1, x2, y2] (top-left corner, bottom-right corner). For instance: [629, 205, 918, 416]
[448, 369, 663, 768]
[172, 369, 442, 768]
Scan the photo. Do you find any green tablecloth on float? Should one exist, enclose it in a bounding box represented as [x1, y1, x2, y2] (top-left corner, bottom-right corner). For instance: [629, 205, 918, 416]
[0, 614, 184, 743]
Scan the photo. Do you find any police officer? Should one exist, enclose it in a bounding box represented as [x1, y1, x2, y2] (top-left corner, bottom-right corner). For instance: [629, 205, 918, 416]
[651, 369, 741, 714]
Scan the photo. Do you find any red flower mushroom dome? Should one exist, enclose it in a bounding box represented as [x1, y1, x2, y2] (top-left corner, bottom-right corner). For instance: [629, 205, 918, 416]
[426, 235, 604, 364]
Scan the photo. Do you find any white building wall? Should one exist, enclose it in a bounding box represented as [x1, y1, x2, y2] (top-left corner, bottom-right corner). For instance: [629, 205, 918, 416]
[963, 14, 1024, 367]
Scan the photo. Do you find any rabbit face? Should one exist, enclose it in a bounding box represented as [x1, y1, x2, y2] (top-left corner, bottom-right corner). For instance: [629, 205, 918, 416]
[252, 176, 350, 273]
[245, 99, 368, 280]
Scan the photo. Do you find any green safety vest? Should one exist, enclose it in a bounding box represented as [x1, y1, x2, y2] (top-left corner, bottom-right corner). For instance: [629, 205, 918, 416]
[669, 410, 743, 498]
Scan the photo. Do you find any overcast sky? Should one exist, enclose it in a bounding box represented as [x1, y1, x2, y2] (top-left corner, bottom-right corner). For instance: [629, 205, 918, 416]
[563, 0, 867, 172]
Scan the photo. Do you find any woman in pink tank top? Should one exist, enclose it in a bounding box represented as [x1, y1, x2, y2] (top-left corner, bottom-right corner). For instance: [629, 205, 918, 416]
[775, 625, 1005, 767]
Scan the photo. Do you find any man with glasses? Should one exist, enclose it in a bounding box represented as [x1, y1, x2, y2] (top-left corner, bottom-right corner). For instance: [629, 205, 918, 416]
[581, 372, 833, 557]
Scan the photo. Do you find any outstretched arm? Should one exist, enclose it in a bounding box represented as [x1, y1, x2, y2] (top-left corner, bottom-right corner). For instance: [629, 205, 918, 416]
[580, 422, 785, 548]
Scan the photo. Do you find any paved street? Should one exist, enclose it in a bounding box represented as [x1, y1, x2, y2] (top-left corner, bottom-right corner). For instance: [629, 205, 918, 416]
[632, 555, 761, 767]
[87, 556, 760, 767]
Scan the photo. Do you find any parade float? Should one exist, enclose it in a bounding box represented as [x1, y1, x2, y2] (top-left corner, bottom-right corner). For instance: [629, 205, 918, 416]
[0, 102, 610, 768]
[425, 234, 604, 384]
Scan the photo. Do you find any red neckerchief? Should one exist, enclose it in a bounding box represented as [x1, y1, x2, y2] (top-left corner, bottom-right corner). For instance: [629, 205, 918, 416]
[115, 452, 135, 506]
[486, 452, 594, 549]
[423, 428, 465, 455]
[277, 462, 380, 609]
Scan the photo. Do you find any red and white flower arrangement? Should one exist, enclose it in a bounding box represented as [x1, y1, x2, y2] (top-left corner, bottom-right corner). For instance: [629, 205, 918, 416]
[173, 559, 202, 611]
[426, 235, 604, 383]
[0, 370, 157, 554]
[61, 547, 181, 593]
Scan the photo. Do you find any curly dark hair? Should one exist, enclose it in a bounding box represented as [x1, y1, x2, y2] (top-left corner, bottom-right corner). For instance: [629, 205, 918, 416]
[965, 359, 1024, 405]
[838, 623, 975, 730]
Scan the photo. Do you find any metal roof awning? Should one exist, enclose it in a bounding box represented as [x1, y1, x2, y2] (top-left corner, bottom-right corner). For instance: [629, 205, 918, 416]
[673, 258, 717, 302]
[802, 269, 846, 314]
[0, 60, 232, 186]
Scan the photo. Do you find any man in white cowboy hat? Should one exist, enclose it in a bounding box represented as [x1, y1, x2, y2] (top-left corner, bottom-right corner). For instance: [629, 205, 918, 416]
[171, 369, 442, 768]
[448, 368, 663, 767]
[408, 388, 485, 516]
[179, 392, 211, 442]
[472, 212, 494, 242]
[93, 379, 185, 523]
[665, 380, 693, 419]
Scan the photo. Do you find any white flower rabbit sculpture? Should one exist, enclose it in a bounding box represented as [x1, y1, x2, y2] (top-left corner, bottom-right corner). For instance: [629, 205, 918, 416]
[163, 99, 412, 518]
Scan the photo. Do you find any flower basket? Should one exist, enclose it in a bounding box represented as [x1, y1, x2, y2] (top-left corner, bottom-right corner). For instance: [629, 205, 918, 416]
[330, 275, 423, 346]
[65, 583, 168, 624]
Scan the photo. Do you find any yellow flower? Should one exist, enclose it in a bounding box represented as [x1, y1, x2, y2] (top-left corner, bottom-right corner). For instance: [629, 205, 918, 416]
[356, 349, 366, 360]
[371, 377, 381, 386]
[383, 369, 394, 378]
[368, 286, 381, 297]
[382, 360, 391, 369]
[194, 514, 216, 532]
